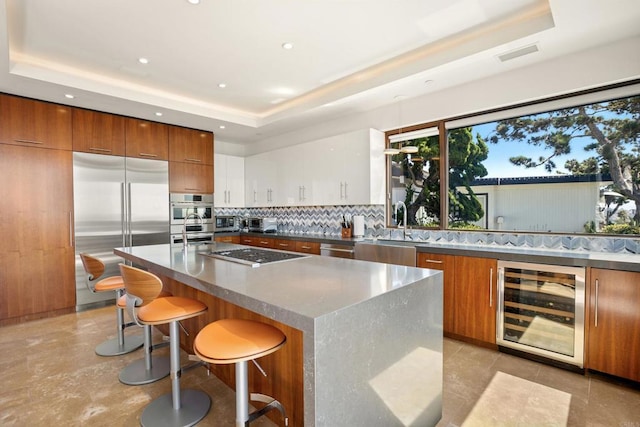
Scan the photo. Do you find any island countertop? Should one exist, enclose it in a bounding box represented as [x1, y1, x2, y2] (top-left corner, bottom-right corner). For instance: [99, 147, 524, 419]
[114, 242, 438, 334]
[114, 243, 444, 427]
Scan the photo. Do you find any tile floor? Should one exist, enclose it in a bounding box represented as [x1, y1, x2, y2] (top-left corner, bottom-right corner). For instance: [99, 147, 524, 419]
[1, 306, 639, 426]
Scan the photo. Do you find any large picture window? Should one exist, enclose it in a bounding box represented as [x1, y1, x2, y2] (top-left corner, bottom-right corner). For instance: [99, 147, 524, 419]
[386, 85, 640, 235]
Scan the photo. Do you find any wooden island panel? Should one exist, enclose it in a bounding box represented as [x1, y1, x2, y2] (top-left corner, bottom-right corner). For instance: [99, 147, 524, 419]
[159, 275, 304, 427]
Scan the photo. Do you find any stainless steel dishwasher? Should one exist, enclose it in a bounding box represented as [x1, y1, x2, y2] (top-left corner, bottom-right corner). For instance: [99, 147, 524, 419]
[354, 241, 417, 267]
[320, 242, 355, 259]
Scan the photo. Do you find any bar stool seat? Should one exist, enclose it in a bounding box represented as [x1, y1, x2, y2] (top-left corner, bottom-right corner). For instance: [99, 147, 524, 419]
[119, 264, 210, 427]
[194, 319, 288, 427]
[117, 290, 173, 386]
[80, 253, 143, 356]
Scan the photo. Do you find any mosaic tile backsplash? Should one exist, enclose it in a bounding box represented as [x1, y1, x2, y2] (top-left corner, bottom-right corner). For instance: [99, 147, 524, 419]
[216, 205, 640, 254]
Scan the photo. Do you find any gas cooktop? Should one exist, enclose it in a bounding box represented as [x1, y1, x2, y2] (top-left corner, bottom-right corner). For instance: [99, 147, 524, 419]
[201, 248, 308, 267]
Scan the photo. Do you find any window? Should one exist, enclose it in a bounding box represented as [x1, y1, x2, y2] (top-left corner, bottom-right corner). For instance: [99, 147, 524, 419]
[386, 83, 640, 235]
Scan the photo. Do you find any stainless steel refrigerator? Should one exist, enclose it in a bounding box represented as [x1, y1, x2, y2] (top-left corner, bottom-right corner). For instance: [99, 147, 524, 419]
[73, 152, 169, 307]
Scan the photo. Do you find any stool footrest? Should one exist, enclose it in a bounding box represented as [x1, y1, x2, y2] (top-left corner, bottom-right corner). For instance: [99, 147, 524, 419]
[248, 393, 288, 426]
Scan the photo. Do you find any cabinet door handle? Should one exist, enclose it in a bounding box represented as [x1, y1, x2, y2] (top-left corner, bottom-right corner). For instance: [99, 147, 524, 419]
[344, 182, 348, 199]
[594, 278, 599, 327]
[89, 147, 112, 153]
[253, 190, 257, 203]
[301, 245, 311, 249]
[340, 182, 344, 199]
[69, 211, 74, 247]
[139, 152, 158, 158]
[423, 259, 443, 264]
[15, 139, 43, 145]
[184, 158, 202, 163]
[185, 187, 201, 191]
[489, 267, 494, 307]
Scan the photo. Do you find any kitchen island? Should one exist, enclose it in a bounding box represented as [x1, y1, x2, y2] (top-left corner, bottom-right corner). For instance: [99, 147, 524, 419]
[115, 243, 443, 427]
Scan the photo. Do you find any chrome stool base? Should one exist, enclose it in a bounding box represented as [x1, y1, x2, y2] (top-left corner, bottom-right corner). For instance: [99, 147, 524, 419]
[95, 334, 144, 357]
[141, 389, 211, 427]
[119, 356, 170, 385]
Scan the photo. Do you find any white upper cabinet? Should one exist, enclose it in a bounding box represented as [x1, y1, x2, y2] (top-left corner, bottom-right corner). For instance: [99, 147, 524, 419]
[215, 153, 245, 207]
[245, 151, 277, 207]
[244, 128, 384, 207]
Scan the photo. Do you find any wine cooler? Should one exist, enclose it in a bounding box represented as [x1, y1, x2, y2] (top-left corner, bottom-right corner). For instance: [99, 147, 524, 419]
[497, 261, 585, 367]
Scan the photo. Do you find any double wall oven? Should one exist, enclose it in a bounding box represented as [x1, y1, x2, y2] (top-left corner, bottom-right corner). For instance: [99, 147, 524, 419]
[170, 193, 214, 246]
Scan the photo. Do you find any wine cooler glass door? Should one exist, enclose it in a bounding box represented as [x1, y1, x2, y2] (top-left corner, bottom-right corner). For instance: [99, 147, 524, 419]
[497, 261, 585, 367]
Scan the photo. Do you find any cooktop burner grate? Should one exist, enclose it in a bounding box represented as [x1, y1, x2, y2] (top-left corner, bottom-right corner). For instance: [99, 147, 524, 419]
[202, 248, 308, 267]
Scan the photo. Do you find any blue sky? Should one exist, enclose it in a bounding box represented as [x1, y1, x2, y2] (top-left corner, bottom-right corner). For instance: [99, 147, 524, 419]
[470, 121, 596, 178]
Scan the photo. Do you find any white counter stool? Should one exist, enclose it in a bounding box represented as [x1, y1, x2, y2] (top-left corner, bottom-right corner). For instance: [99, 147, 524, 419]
[119, 264, 210, 427]
[117, 289, 172, 385]
[79, 253, 144, 356]
[193, 318, 288, 427]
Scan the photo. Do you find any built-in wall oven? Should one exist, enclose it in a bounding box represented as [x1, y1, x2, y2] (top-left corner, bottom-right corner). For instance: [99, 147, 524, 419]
[497, 261, 586, 368]
[170, 193, 214, 246]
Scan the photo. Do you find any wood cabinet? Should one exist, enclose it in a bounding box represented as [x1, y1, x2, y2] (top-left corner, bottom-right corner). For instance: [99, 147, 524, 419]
[273, 238, 296, 251]
[72, 108, 126, 156]
[214, 235, 240, 244]
[417, 252, 455, 334]
[168, 126, 213, 165]
[168, 126, 214, 194]
[0, 144, 75, 323]
[417, 253, 496, 343]
[0, 94, 72, 150]
[587, 268, 640, 382]
[169, 162, 214, 194]
[453, 256, 497, 344]
[240, 235, 274, 248]
[125, 118, 169, 160]
[295, 240, 320, 255]
[215, 154, 245, 207]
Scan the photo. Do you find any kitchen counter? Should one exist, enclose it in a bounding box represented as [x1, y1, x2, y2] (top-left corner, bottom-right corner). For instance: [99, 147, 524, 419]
[231, 231, 640, 272]
[115, 243, 443, 427]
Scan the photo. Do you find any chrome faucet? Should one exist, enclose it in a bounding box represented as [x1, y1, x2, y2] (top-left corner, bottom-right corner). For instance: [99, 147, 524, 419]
[182, 212, 203, 248]
[395, 201, 410, 239]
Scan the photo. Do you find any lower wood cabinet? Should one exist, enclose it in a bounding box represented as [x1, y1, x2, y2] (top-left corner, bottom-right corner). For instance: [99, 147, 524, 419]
[0, 144, 76, 323]
[214, 235, 240, 244]
[295, 240, 320, 255]
[273, 239, 295, 251]
[588, 268, 640, 382]
[169, 161, 214, 194]
[417, 252, 455, 334]
[240, 235, 274, 248]
[418, 252, 497, 344]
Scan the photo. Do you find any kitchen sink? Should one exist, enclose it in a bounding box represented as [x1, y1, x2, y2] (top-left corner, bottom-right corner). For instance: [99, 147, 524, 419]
[354, 241, 416, 267]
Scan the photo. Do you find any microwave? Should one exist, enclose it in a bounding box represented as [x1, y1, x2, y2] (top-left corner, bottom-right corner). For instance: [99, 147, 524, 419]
[215, 215, 238, 232]
[248, 217, 277, 233]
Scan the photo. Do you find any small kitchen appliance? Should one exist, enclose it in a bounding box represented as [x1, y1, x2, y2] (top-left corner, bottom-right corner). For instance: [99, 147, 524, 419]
[248, 217, 277, 233]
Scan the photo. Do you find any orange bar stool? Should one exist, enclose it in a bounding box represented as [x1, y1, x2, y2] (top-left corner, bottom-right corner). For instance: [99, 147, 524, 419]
[79, 253, 144, 356]
[119, 264, 211, 427]
[117, 289, 172, 385]
[194, 319, 288, 427]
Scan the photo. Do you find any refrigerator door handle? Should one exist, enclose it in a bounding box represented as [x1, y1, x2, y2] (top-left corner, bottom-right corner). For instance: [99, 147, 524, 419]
[127, 182, 133, 246]
[121, 182, 127, 247]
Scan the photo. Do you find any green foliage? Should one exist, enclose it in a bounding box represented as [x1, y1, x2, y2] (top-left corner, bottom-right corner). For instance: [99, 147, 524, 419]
[449, 222, 484, 230]
[601, 223, 640, 234]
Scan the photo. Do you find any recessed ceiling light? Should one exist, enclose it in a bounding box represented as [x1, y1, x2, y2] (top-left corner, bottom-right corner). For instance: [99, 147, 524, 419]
[219, 125, 225, 129]
[155, 112, 163, 116]
[64, 94, 75, 99]
[187, 0, 200, 4]
[138, 57, 149, 64]
[281, 42, 293, 50]
[218, 83, 226, 88]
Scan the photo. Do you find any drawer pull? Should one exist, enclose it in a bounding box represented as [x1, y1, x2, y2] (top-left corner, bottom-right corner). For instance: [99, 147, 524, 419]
[424, 259, 443, 264]
[15, 139, 43, 145]
[139, 152, 158, 158]
[89, 147, 112, 153]
[185, 158, 202, 163]
[301, 245, 311, 249]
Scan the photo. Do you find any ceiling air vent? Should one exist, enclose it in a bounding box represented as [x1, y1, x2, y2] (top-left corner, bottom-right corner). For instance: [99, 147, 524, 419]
[497, 44, 539, 62]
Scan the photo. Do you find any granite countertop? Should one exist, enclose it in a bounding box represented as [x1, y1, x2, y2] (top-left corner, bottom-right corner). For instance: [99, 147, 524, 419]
[232, 231, 640, 272]
[114, 243, 440, 333]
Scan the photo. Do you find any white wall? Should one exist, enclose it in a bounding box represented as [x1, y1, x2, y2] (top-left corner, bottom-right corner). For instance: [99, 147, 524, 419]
[237, 35, 640, 156]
